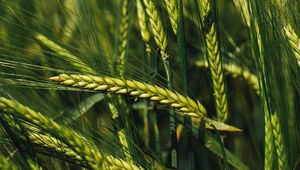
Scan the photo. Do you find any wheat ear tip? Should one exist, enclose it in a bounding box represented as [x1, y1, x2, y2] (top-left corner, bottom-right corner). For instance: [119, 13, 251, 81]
[49, 76, 61, 81]
[50, 74, 70, 81]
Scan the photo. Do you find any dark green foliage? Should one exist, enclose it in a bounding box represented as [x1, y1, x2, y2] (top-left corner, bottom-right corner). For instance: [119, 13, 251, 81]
[0, 0, 299, 169]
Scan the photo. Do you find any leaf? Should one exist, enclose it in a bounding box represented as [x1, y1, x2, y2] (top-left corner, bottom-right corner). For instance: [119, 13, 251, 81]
[205, 133, 250, 170]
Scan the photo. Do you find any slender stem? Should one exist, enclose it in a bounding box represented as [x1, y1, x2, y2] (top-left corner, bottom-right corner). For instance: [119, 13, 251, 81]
[163, 60, 177, 168]
[177, 0, 194, 168]
[177, 0, 188, 94]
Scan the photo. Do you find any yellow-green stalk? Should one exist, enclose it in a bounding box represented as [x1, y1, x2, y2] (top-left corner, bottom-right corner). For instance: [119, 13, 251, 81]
[142, 0, 177, 167]
[136, 0, 162, 154]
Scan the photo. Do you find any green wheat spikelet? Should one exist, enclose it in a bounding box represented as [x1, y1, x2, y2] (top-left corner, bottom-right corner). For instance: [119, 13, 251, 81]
[117, 0, 130, 77]
[233, 0, 250, 27]
[0, 97, 143, 170]
[136, 0, 151, 55]
[0, 153, 18, 170]
[164, 0, 178, 34]
[29, 132, 84, 164]
[137, 1, 176, 166]
[284, 24, 300, 67]
[143, 0, 168, 59]
[3, 113, 148, 169]
[2, 114, 84, 165]
[270, 0, 300, 67]
[115, 0, 135, 159]
[50, 73, 242, 132]
[0, 97, 102, 169]
[136, 0, 151, 43]
[264, 106, 275, 170]
[198, 0, 229, 122]
[61, 0, 79, 43]
[271, 113, 288, 170]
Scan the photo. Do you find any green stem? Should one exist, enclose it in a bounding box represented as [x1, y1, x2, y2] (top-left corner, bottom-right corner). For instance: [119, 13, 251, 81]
[177, 0, 194, 168]
[162, 56, 177, 168]
[177, 0, 188, 94]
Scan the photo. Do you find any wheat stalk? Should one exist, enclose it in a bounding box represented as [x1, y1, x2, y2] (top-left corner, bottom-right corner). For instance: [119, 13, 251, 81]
[142, 0, 168, 60]
[198, 0, 229, 122]
[117, 0, 130, 77]
[250, 22, 283, 170]
[270, 0, 300, 67]
[258, 2, 290, 169]
[0, 97, 144, 170]
[261, 3, 295, 168]
[50, 73, 241, 132]
[234, 0, 300, 67]
[284, 24, 300, 67]
[233, 0, 250, 27]
[271, 113, 288, 169]
[164, 0, 178, 34]
[136, 0, 162, 156]
[136, 0, 151, 45]
[264, 105, 275, 170]
[141, 1, 178, 165]
[232, 2, 279, 169]
[29, 132, 84, 164]
[136, 0, 151, 56]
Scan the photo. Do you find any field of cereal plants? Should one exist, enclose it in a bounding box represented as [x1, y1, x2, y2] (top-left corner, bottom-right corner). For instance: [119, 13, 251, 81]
[0, 0, 299, 169]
